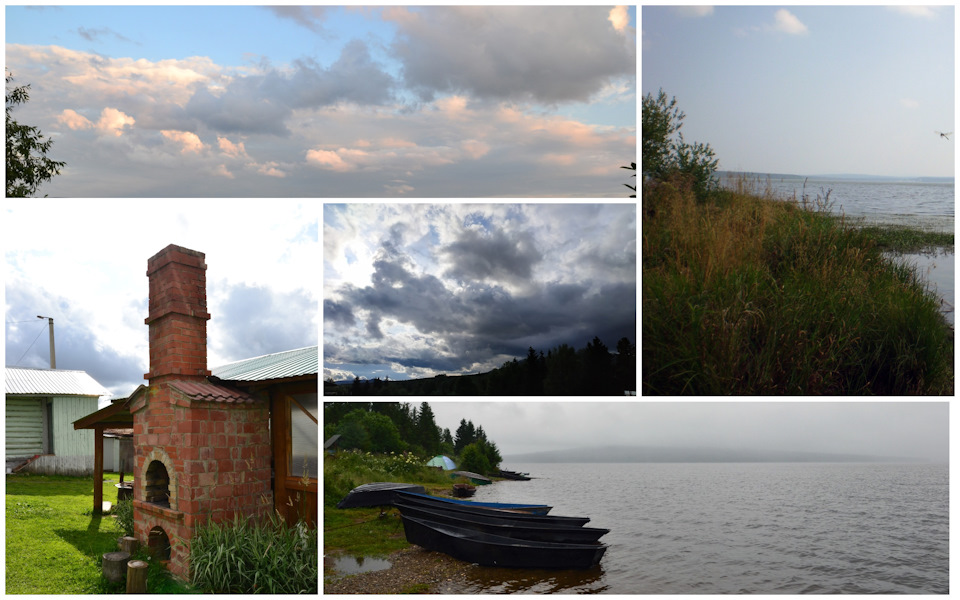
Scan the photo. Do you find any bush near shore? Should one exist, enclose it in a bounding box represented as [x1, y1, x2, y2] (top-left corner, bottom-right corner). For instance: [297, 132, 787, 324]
[643, 175, 954, 395]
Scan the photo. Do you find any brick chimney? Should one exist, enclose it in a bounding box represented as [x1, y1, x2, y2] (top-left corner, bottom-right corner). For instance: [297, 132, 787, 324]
[131, 244, 273, 581]
[144, 245, 211, 384]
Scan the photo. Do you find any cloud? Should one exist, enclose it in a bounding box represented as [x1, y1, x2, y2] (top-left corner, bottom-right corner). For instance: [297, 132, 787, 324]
[58, 109, 93, 130]
[900, 98, 920, 109]
[211, 283, 317, 363]
[266, 6, 330, 33]
[97, 107, 136, 136]
[608, 6, 630, 31]
[887, 6, 940, 19]
[76, 26, 134, 44]
[385, 6, 635, 103]
[674, 6, 714, 18]
[217, 136, 248, 158]
[772, 9, 808, 35]
[161, 129, 205, 153]
[324, 204, 637, 378]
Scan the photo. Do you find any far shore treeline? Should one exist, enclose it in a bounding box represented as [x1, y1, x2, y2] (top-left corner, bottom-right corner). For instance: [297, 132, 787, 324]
[325, 335, 636, 396]
[324, 401, 503, 476]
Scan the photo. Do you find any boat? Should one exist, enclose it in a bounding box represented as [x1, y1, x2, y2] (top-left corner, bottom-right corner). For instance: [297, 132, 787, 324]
[452, 483, 476, 498]
[450, 470, 492, 485]
[336, 482, 426, 509]
[400, 514, 607, 569]
[395, 501, 609, 544]
[396, 491, 590, 526]
[497, 469, 532, 481]
[396, 490, 554, 516]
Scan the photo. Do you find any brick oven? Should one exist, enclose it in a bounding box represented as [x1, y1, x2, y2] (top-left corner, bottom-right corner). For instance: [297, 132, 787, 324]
[129, 244, 273, 579]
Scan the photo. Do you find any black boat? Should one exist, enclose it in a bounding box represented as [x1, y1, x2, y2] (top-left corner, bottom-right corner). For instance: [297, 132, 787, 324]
[395, 501, 609, 544]
[396, 491, 590, 526]
[400, 514, 607, 569]
[452, 483, 476, 498]
[336, 482, 426, 509]
[497, 469, 532, 481]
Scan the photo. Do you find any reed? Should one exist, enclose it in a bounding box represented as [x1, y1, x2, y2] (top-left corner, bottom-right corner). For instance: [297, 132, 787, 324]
[643, 174, 953, 395]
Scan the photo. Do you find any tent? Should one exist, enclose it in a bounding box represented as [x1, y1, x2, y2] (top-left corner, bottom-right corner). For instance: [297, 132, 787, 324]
[426, 455, 456, 470]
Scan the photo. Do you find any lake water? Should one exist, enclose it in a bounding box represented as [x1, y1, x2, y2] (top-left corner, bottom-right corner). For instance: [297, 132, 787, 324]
[457, 462, 948, 594]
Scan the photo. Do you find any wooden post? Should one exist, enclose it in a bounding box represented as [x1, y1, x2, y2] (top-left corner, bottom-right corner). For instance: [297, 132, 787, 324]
[126, 560, 148, 593]
[102, 551, 130, 583]
[94, 426, 104, 515]
[119, 536, 139, 555]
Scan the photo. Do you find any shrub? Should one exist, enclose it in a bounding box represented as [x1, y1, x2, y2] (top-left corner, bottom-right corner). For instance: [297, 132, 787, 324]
[642, 89, 719, 199]
[190, 511, 317, 594]
[113, 499, 134, 538]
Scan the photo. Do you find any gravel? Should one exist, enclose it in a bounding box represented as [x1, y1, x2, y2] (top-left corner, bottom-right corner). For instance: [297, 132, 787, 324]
[324, 546, 475, 594]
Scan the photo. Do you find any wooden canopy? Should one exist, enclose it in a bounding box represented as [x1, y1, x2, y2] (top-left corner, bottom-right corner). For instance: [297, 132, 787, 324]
[73, 391, 136, 514]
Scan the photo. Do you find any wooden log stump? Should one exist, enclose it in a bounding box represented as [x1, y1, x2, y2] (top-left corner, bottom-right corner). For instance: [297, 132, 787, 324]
[126, 560, 148, 594]
[119, 536, 139, 555]
[102, 551, 131, 584]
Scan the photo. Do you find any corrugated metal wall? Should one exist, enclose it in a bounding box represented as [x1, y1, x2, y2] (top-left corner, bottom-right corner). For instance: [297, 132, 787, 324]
[6, 397, 44, 458]
[50, 396, 97, 457]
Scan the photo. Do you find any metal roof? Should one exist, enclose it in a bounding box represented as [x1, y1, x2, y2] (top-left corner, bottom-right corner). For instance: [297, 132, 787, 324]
[5, 367, 107, 397]
[211, 346, 318, 382]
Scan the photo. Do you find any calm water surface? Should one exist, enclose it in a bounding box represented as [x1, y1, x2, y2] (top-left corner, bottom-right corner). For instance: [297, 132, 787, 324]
[458, 462, 947, 594]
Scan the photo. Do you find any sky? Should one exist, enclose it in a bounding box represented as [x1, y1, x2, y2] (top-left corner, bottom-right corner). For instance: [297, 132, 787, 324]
[642, 6, 954, 177]
[323, 203, 636, 382]
[3, 199, 319, 402]
[428, 402, 949, 463]
[6, 5, 636, 197]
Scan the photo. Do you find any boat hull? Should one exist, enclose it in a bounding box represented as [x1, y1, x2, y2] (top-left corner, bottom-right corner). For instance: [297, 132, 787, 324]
[395, 501, 608, 544]
[337, 482, 426, 509]
[401, 514, 607, 569]
[396, 491, 589, 526]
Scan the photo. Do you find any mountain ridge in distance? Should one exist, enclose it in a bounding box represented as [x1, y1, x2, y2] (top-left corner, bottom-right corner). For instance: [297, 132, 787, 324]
[504, 445, 928, 464]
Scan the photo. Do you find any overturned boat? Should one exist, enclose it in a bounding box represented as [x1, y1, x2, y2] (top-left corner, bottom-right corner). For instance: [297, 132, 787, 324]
[400, 514, 607, 569]
[336, 482, 426, 509]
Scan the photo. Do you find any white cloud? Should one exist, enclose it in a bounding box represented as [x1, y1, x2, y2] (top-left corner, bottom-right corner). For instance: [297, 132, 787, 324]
[217, 136, 248, 159]
[674, 6, 714, 18]
[608, 6, 630, 31]
[161, 130, 205, 153]
[900, 98, 920, 109]
[57, 109, 93, 130]
[96, 107, 136, 137]
[888, 6, 939, 19]
[772, 9, 808, 35]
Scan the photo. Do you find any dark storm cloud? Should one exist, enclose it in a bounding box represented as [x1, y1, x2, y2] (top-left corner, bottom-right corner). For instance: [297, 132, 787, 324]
[442, 227, 542, 284]
[334, 243, 635, 373]
[214, 283, 317, 363]
[323, 299, 355, 326]
[389, 6, 635, 103]
[184, 40, 394, 136]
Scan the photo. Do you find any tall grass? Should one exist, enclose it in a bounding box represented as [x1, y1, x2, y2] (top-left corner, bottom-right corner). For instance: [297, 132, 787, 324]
[643, 175, 953, 394]
[190, 510, 318, 594]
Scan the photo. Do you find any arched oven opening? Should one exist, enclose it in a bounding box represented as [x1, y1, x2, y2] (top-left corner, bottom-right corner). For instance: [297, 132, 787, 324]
[145, 460, 171, 508]
[148, 526, 171, 561]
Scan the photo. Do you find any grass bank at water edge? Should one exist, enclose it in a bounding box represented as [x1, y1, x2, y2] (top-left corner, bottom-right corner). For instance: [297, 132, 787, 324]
[642, 178, 953, 395]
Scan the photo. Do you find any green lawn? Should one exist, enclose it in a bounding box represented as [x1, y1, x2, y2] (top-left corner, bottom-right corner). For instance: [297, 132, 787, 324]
[6, 472, 190, 594]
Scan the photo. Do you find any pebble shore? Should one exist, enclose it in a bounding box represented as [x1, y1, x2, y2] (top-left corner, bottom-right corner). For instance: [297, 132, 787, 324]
[324, 546, 474, 594]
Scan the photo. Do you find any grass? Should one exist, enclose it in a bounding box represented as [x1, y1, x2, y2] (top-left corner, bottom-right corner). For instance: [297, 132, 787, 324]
[6, 471, 192, 594]
[323, 451, 454, 559]
[643, 175, 954, 395]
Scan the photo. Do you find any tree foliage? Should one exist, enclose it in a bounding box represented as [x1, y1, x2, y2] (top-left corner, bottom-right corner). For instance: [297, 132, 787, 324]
[642, 89, 718, 198]
[6, 70, 65, 197]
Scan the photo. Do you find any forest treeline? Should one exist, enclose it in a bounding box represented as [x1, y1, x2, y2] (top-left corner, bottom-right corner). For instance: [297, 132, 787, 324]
[324, 401, 503, 474]
[327, 336, 636, 396]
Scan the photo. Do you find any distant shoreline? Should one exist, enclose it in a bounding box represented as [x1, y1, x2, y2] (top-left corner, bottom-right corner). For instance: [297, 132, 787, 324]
[717, 170, 954, 184]
[505, 445, 932, 464]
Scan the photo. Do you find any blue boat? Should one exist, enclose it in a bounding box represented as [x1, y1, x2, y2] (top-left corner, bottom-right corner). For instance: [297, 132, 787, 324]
[398, 491, 552, 515]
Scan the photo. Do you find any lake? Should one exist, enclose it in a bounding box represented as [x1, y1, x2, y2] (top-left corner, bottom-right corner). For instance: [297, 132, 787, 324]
[456, 462, 948, 594]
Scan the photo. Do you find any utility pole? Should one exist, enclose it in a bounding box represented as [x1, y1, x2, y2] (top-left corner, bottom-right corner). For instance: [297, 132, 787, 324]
[37, 315, 55, 369]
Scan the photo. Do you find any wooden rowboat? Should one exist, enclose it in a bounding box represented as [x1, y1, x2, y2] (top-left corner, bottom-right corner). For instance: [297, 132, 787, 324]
[336, 482, 426, 509]
[395, 501, 609, 544]
[396, 491, 590, 526]
[400, 514, 607, 569]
